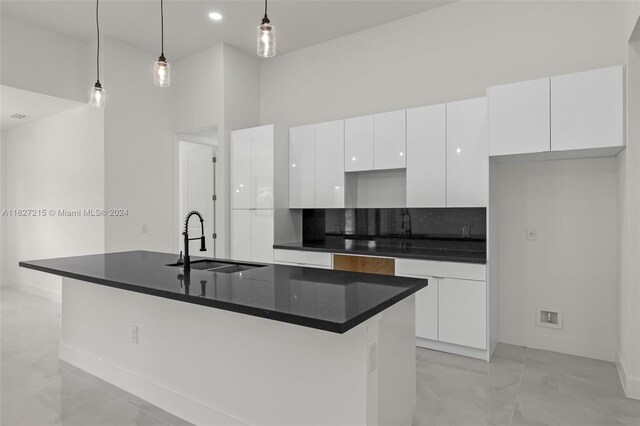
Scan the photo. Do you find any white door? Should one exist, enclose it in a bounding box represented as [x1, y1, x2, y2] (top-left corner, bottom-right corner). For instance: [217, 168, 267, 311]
[488, 78, 550, 156]
[438, 278, 487, 349]
[315, 120, 345, 208]
[230, 129, 252, 209]
[179, 141, 215, 258]
[374, 110, 406, 170]
[230, 210, 252, 262]
[551, 65, 624, 152]
[415, 277, 438, 341]
[251, 125, 274, 209]
[406, 104, 446, 207]
[251, 210, 274, 263]
[345, 115, 374, 172]
[289, 125, 316, 208]
[446, 97, 488, 207]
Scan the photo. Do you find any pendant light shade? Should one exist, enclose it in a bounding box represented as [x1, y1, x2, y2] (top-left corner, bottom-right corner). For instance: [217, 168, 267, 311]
[153, 0, 170, 87]
[257, 0, 276, 58]
[89, 0, 105, 108]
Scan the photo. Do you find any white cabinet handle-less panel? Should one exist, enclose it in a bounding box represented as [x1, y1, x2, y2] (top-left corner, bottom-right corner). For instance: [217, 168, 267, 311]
[251, 125, 274, 209]
[345, 115, 374, 172]
[446, 97, 488, 207]
[374, 110, 407, 170]
[230, 209, 252, 262]
[315, 120, 346, 208]
[438, 278, 487, 350]
[289, 125, 316, 208]
[551, 65, 624, 152]
[406, 104, 446, 207]
[415, 277, 438, 341]
[488, 78, 550, 156]
[251, 210, 274, 263]
[230, 129, 252, 209]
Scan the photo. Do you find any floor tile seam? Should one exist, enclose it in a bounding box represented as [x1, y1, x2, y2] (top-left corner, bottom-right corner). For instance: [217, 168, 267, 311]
[509, 348, 527, 426]
[115, 396, 175, 426]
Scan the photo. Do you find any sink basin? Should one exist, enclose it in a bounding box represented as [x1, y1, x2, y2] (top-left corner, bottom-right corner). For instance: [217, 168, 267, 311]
[167, 259, 265, 274]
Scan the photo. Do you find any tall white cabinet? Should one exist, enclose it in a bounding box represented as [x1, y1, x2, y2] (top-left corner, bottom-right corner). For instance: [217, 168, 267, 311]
[289, 125, 316, 209]
[230, 124, 274, 263]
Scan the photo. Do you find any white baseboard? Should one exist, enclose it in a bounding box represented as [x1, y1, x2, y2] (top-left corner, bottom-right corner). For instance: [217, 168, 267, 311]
[499, 327, 616, 362]
[616, 350, 640, 400]
[416, 338, 490, 361]
[3, 278, 61, 303]
[59, 343, 247, 426]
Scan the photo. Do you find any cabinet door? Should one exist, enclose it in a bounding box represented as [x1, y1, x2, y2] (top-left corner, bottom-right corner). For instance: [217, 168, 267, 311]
[374, 110, 406, 170]
[446, 97, 488, 207]
[315, 120, 345, 208]
[438, 278, 486, 349]
[488, 78, 550, 156]
[345, 115, 374, 172]
[415, 277, 438, 341]
[289, 125, 316, 208]
[251, 210, 274, 263]
[251, 125, 274, 209]
[406, 104, 446, 207]
[230, 210, 252, 262]
[230, 129, 252, 209]
[551, 66, 624, 152]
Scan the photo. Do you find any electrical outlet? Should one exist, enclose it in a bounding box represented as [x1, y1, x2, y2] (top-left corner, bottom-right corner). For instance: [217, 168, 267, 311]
[526, 227, 537, 241]
[368, 343, 378, 374]
[131, 325, 139, 344]
[462, 226, 471, 238]
[535, 307, 562, 329]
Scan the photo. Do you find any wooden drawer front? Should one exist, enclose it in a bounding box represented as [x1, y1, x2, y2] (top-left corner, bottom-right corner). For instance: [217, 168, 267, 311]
[395, 258, 485, 281]
[333, 254, 395, 276]
[273, 249, 332, 267]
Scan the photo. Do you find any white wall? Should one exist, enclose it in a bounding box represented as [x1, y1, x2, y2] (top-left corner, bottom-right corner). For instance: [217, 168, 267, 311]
[497, 158, 619, 361]
[2, 106, 105, 300]
[101, 37, 175, 254]
[260, 1, 626, 129]
[0, 14, 89, 103]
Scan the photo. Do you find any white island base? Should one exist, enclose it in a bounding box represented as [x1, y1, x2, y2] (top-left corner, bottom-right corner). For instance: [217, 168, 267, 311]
[59, 278, 417, 426]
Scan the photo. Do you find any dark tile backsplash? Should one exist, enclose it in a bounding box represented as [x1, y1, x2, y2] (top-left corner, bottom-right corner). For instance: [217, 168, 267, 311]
[303, 208, 486, 247]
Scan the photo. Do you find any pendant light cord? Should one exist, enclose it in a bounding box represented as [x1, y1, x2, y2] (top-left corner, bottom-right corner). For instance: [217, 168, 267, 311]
[96, 0, 100, 82]
[160, 0, 164, 56]
[264, 0, 268, 19]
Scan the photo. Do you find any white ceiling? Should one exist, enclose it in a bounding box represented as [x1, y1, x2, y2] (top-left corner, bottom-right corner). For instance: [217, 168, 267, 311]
[0, 85, 81, 130]
[1, 0, 453, 60]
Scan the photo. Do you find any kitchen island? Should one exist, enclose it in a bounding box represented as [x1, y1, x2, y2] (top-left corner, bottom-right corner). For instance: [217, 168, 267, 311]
[20, 251, 427, 426]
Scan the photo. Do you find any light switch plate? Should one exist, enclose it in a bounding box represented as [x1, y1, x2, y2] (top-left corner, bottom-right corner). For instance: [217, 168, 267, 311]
[526, 227, 537, 241]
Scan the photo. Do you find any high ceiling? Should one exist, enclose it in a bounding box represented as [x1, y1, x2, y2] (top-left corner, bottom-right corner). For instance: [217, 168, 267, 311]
[1, 0, 454, 60]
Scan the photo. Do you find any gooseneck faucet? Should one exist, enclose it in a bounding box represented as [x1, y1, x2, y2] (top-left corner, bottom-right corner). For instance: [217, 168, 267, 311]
[182, 210, 207, 271]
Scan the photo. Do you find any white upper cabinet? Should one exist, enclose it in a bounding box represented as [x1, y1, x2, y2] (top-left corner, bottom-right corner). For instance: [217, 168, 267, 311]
[230, 128, 252, 209]
[289, 124, 316, 209]
[345, 115, 374, 172]
[446, 97, 488, 207]
[374, 110, 406, 170]
[315, 120, 346, 208]
[406, 104, 446, 207]
[551, 65, 624, 152]
[488, 78, 550, 156]
[251, 125, 274, 209]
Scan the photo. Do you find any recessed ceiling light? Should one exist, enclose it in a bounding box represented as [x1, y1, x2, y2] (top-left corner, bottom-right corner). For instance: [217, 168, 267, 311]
[209, 12, 222, 21]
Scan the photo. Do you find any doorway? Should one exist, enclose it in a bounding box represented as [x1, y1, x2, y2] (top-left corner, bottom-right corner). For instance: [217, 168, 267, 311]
[177, 130, 217, 258]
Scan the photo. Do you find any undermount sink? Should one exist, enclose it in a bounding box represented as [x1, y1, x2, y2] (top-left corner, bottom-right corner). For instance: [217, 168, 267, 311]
[167, 259, 265, 274]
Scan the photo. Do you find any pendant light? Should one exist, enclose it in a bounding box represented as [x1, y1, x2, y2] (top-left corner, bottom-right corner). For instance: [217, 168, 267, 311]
[257, 0, 276, 58]
[89, 0, 105, 108]
[153, 0, 170, 87]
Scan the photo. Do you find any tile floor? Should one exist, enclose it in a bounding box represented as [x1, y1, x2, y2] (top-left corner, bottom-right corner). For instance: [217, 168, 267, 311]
[2, 287, 639, 426]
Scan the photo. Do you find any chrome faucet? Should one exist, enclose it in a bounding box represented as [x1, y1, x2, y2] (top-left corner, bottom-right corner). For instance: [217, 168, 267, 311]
[182, 210, 207, 271]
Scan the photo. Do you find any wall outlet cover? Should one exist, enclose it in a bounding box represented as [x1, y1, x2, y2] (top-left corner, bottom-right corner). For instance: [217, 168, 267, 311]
[535, 307, 563, 330]
[526, 227, 537, 241]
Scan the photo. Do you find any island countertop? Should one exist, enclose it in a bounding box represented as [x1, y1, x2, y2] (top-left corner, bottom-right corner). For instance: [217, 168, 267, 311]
[19, 250, 427, 334]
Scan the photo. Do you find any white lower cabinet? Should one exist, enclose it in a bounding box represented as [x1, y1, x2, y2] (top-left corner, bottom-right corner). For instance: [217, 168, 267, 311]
[438, 278, 487, 350]
[415, 277, 438, 341]
[273, 249, 332, 269]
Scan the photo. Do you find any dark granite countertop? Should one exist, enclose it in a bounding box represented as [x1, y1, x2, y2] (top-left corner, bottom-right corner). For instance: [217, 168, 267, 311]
[273, 240, 487, 264]
[19, 251, 427, 334]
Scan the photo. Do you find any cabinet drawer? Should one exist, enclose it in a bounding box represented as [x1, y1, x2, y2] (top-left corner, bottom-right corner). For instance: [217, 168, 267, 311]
[273, 249, 332, 267]
[395, 258, 486, 281]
